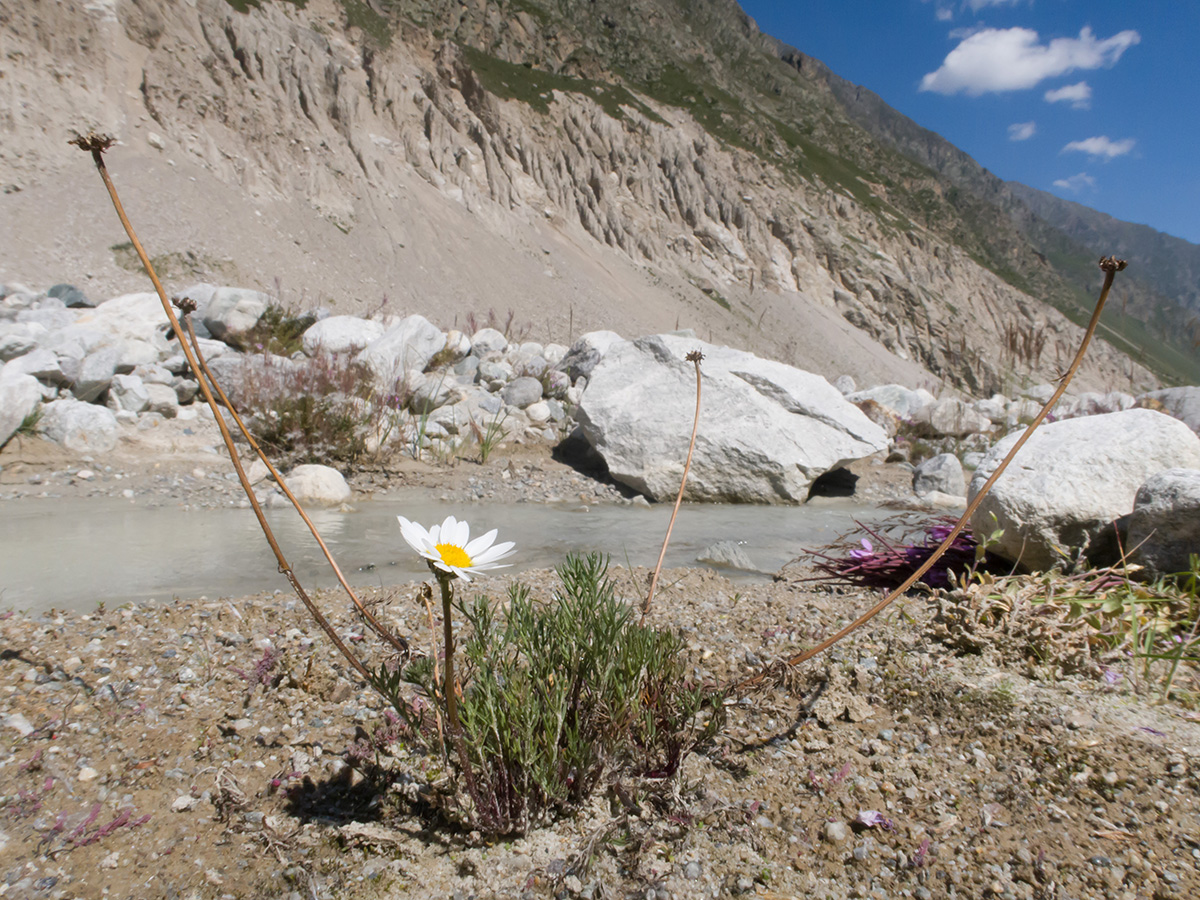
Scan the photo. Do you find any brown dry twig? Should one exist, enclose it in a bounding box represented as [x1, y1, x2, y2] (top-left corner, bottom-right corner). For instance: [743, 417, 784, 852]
[74, 132, 387, 683]
[643, 349, 704, 620]
[732, 256, 1128, 694]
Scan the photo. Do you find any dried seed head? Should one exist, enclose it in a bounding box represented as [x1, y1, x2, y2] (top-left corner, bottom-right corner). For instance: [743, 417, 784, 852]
[685, 350, 704, 364]
[172, 295, 198, 315]
[1098, 256, 1128, 273]
[68, 132, 117, 154]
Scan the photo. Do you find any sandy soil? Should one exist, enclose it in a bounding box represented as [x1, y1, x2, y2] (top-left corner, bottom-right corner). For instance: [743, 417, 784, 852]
[1, 433, 1198, 900]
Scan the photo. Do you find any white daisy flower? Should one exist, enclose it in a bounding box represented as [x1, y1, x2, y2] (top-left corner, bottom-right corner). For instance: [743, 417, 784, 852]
[397, 514, 515, 582]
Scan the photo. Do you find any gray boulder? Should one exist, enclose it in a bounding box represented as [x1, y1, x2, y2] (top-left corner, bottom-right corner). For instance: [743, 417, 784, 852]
[301, 315, 384, 356]
[287, 464, 351, 505]
[201, 287, 270, 344]
[846, 384, 935, 421]
[144, 382, 180, 418]
[501, 376, 543, 409]
[577, 334, 888, 503]
[0, 367, 42, 448]
[968, 409, 1200, 571]
[3, 348, 66, 385]
[913, 453, 965, 498]
[357, 315, 445, 387]
[1128, 469, 1200, 576]
[469, 328, 508, 357]
[0, 322, 44, 361]
[47, 283, 95, 308]
[1140, 386, 1200, 434]
[556, 330, 624, 382]
[37, 399, 120, 453]
[71, 346, 122, 402]
[914, 398, 992, 437]
[108, 374, 151, 413]
[696, 541, 756, 571]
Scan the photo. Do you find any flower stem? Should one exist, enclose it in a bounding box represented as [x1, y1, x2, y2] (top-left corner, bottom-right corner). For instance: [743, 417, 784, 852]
[435, 569, 460, 736]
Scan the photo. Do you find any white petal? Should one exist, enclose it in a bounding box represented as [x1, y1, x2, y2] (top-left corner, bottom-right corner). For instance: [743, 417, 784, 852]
[440, 515, 459, 545]
[452, 517, 471, 548]
[398, 516, 432, 554]
[474, 541, 515, 564]
[464, 528, 498, 558]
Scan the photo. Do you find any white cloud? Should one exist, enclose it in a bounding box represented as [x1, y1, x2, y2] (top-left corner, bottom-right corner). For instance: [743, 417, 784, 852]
[1008, 121, 1037, 141]
[1044, 81, 1092, 109]
[1062, 136, 1135, 158]
[920, 26, 1140, 96]
[965, 0, 1024, 10]
[1053, 173, 1096, 192]
[936, 6, 954, 21]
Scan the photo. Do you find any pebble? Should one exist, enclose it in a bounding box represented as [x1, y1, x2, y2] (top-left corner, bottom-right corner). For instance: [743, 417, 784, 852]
[78, 767, 99, 782]
[824, 821, 849, 843]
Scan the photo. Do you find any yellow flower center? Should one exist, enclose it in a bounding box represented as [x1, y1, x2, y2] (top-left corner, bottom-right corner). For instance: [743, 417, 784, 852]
[436, 543, 473, 568]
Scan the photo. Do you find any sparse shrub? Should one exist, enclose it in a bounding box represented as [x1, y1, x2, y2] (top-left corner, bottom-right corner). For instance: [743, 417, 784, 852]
[368, 554, 722, 835]
[239, 304, 318, 355]
[228, 350, 374, 468]
[468, 407, 508, 464]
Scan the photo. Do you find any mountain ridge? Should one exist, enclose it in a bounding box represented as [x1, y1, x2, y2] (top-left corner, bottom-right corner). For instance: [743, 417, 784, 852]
[0, 0, 1186, 393]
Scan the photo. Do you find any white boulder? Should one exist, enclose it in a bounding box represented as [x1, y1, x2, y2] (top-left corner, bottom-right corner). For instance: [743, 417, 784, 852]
[576, 335, 889, 503]
[201, 287, 270, 344]
[287, 464, 351, 505]
[301, 315, 384, 356]
[968, 409, 1200, 571]
[37, 398, 120, 454]
[0, 367, 42, 447]
[1128, 469, 1200, 576]
[357, 315, 445, 387]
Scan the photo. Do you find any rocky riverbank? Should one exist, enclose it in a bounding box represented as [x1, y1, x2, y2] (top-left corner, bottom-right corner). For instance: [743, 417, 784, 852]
[2, 562, 1198, 900]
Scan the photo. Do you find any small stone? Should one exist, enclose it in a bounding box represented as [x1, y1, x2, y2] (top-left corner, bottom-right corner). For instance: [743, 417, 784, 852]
[5, 713, 34, 737]
[824, 821, 849, 843]
[78, 766, 99, 782]
[177, 667, 198, 683]
[171, 796, 198, 812]
[683, 861, 702, 880]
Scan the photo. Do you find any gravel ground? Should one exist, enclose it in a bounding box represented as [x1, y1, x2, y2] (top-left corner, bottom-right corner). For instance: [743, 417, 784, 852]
[1, 430, 1198, 900]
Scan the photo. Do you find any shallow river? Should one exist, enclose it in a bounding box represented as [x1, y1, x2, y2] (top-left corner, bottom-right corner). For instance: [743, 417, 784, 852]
[0, 493, 888, 613]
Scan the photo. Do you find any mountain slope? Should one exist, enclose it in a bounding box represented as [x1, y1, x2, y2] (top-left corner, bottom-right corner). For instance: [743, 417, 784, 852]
[0, 0, 1168, 394]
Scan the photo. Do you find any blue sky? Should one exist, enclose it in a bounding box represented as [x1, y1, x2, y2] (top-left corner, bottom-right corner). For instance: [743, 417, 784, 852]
[737, 1, 1200, 245]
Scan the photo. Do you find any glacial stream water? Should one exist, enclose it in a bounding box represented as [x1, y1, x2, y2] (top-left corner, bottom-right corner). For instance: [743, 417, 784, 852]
[0, 492, 892, 613]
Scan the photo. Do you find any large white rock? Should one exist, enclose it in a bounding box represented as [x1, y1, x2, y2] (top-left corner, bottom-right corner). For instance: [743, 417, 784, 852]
[357, 315, 445, 387]
[37, 398, 120, 454]
[301, 315, 384, 356]
[0, 366, 43, 447]
[968, 409, 1200, 571]
[576, 335, 889, 502]
[1128, 469, 1200, 576]
[286, 464, 351, 505]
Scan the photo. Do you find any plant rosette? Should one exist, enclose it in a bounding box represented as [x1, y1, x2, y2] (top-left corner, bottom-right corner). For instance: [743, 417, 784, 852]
[397, 514, 515, 581]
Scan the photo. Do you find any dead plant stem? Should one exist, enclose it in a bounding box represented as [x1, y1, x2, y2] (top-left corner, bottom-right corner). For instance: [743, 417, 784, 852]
[643, 350, 704, 620]
[733, 256, 1128, 694]
[74, 133, 371, 683]
[180, 315, 408, 655]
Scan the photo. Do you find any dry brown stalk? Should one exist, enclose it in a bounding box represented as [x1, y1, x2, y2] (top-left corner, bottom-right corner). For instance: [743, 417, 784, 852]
[73, 132, 376, 683]
[732, 256, 1129, 695]
[642, 349, 705, 620]
[177, 310, 409, 656]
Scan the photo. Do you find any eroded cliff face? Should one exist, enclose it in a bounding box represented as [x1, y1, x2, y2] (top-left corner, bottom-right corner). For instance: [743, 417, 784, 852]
[0, 0, 1154, 394]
